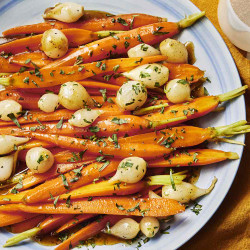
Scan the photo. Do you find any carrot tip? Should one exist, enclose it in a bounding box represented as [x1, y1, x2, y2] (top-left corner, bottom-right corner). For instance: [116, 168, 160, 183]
[226, 152, 239, 159]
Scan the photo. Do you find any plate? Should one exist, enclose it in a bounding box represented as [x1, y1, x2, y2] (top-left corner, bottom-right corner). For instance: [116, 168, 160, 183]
[0, 0, 246, 249]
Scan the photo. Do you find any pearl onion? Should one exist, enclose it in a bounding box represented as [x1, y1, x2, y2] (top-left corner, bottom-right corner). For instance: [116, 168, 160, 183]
[109, 157, 147, 184]
[116, 81, 147, 111]
[140, 217, 160, 238]
[109, 218, 140, 239]
[59, 82, 93, 110]
[164, 79, 191, 103]
[38, 93, 59, 113]
[160, 39, 188, 63]
[26, 147, 54, 173]
[0, 100, 22, 121]
[127, 44, 160, 58]
[41, 29, 68, 59]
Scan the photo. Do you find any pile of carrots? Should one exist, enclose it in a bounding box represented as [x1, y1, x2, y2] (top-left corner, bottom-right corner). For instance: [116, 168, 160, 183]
[0, 5, 248, 250]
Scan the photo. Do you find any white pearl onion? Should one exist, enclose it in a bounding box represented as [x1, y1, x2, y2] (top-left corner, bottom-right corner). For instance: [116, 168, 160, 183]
[127, 44, 160, 58]
[41, 29, 68, 59]
[116, 81, 147, 111]
[0, 135, 29, 155]
[59, 82, 93, 110]
[140, 217, 160, 238]
[0, 100, 22, 121]
[26, 147, 54, 174]
[38, 93, 59, 113]
[68, 109, 102, 127]
[123, 63, 169, 89]
[0, 154, 15, 182]
[109, 157, 147, 184]
[110, 218, 140, 239]
[164, 79, 191, 103]
[43, 2, 84, 23]
[160, 38, 188, 63]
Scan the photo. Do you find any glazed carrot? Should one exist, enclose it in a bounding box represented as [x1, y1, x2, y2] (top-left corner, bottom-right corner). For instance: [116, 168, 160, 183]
[148, 149, 239, 167]
[164, 62, 205, 82]
[9, 51, 52, 68]
[3, 13, 167, 36]
[0, 29, 119, 54]
[24, 161, 120, 203]
[0, 56, 23, 73]
[11, 131, 175, 159]
[0, 212, 36, 227]
[42, 12, 205, 68]
[0, 109, 74, 127]
[0, 106, 124, 127]
[3, 214, 75, 247]
[0, 55, 167, 89]
[19, 161, 94, 191]
[0, 89, 40, 109]
[0, 116, 186, 137]
[142, 86, 248, 122]
[0, 190, 29, 205]
[59, 180, 147, 200]
[18, 139, 54, 150]
[56, 214, 96, 233]
[0, 197, 185, 217]
[10, 215, 47, 233]
[91, 74, 128, 86]
[55, 215, 124, 250]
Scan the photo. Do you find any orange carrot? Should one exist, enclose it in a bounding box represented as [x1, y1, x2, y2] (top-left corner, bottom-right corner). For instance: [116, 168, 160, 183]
[91, 74, 128, 86]
[42, 12, 205, 68]
[0, 29, 104, 54]
[0, 56, 23, 73]
[10, 215, 47, 233]
[164, 62, 205, 82]
[0, 89, 40, 109]
[0, 55, 167, 89]
[0, 197, 185, 217]
[0, 212, 36, 227]
[59, 180, 147, 200]
[143, 86, 248, 122]
[148, 149, 239, 167]
[38, 214, 75, 234]
[12, 131, 174, 159]
[3, 13, 166, 36]
[56, 214, 96, 233]
[24, 161, 120, 203]
[55, 215, 124, 250]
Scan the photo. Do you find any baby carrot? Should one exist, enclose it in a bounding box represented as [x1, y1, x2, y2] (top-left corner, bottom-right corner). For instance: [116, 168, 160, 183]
[42, 12, 205, 68]
[9, 51, 52, 68]
[3, 214, 75, 247]
[0, 29, 122, 54]
[0, 197, 185, 217]
[10, 215, 47, 233]
[3, 13, 167, 36]
[56, 214, 96, 234]
[0, 56, 23, 73]
[59, 180, 147, 200]
[24, 161, 120, 203]
[0, 212, 36, 227]
[0, 89, 40, 109]
[0, 55, 166, 88]
[141, 86, 248, 122]
[55, 215, 124, 250]
[148, 149, 239, 167]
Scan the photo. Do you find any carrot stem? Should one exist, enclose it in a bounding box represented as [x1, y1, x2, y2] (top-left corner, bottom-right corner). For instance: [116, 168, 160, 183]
[178, 11, 206, 29]
[151, 116, 187, 128]
[148, 173, 187, 186]
[133, 103, 169, 115]
[218, 85, 248, 102]
[3, 227, 41, 247]
[213, 120, 250, 138]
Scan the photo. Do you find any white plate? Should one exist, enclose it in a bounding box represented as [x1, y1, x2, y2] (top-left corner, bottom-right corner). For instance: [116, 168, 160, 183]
[0, 0, 246, 249]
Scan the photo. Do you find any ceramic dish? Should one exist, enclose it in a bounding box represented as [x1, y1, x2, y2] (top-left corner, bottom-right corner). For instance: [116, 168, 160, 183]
[0, 0, 245, 249]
